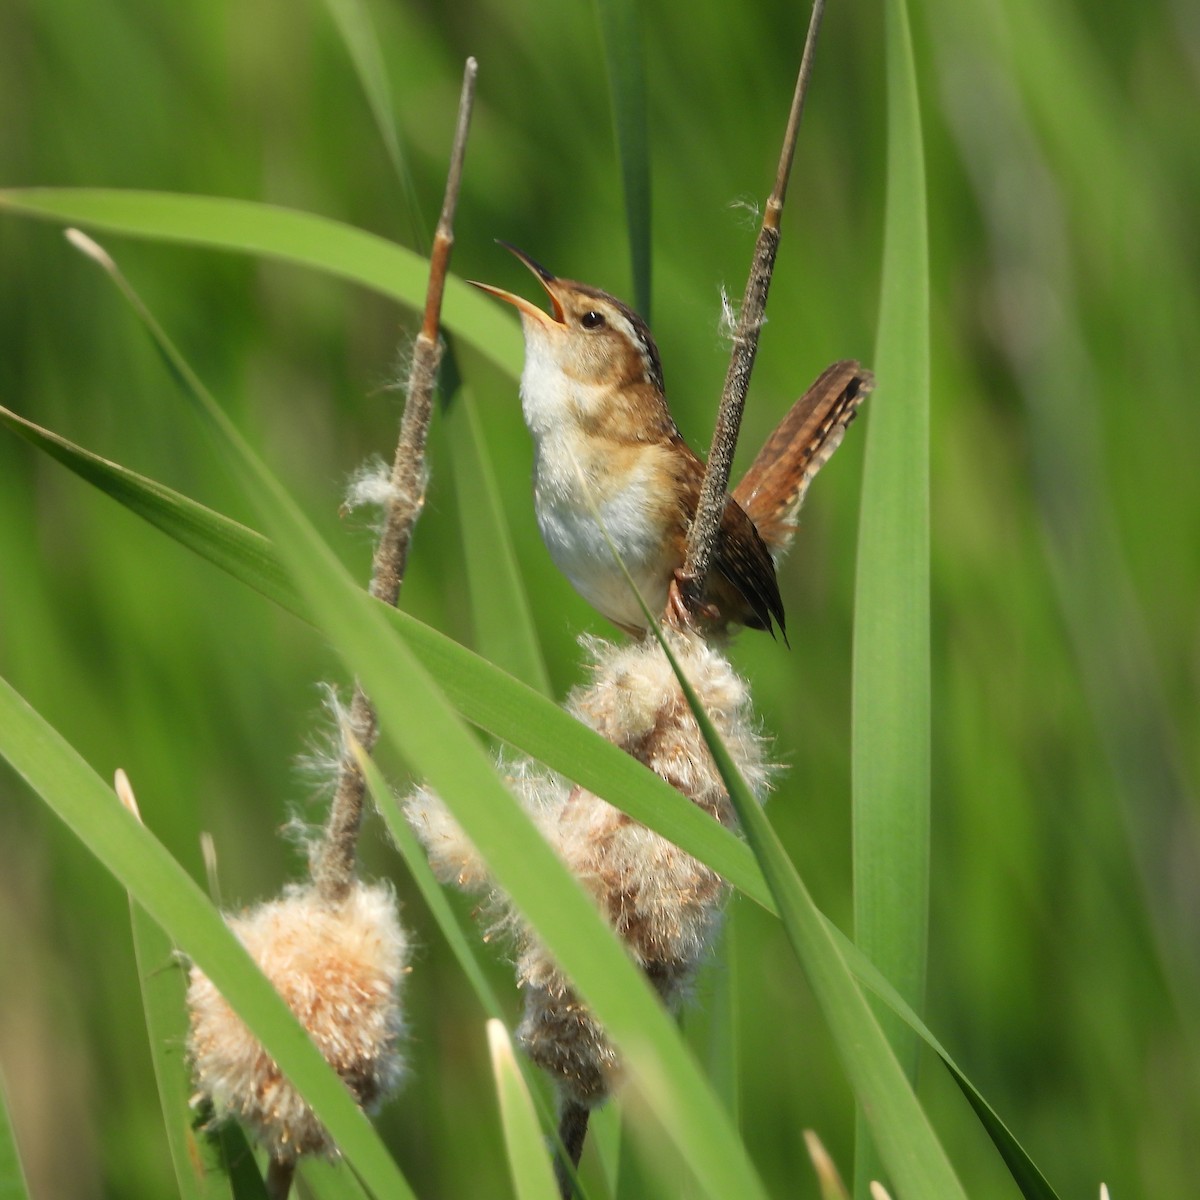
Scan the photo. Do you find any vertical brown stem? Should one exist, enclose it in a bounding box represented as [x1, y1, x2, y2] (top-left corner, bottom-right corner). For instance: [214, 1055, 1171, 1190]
[678, 0, 827, 610]
[264, 1156, 295, 1200]
[312, 58, 478, 904]
[553, 1099, 590, 1199]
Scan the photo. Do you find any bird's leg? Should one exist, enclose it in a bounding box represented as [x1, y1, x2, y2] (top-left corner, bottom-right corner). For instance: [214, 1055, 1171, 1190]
[664, 570, 719, 633]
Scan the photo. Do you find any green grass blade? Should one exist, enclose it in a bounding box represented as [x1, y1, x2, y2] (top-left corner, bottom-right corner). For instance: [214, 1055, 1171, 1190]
[648, 637, 964, 1198]
[826, 925, 1060, 1200]
[317, 0, 425, 250]
[356, 750, 597, 1199]
[852, 0, 931, 1144]
[1, 396, 1058, 1191]
[217, 1126, 270, 1200]
[0, 404, 296, 614]
[0, 678, 415, 1200]
[354, 745, 508, 1024]
[585, 1105, 621, 1200]
[594, 0, 652, 320]
[128, 889, 234, 1200]
[585, 507, 963, 1199]
[0, 184, 549, 738]
[88, 232, 774, 1200]
[487, 1021, 560, 1200]
[446, 385, 552, 695]
[0, 189, 521, 380]
[0, 401, 769, 910]
[703, 916, 740, 1123]
[296, 1156, 372, 1200]
[0, 1069, 31, 1200]
[852, 0, 930, 1185]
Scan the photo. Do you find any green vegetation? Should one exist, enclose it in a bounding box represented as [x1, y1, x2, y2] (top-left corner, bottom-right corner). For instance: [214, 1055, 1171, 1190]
[1, 0, 1196, 1197]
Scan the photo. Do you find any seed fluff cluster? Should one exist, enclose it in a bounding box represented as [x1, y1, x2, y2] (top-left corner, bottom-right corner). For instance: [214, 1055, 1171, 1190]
[404, 629, 776, 1107]
[187, 880, 409, 1162]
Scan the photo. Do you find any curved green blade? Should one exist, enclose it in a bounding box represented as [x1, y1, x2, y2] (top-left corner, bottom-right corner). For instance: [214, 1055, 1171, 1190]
[852, 0, 930, 1188]
[0, 188, 521, 380]
[0, 679, 416, 1200]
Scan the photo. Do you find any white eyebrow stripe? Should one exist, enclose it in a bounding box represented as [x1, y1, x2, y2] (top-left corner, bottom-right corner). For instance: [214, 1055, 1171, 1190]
[608, 308, 656, 387]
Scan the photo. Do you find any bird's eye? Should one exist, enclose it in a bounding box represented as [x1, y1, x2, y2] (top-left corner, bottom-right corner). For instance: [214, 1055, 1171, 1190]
[581, 310, 607, 330]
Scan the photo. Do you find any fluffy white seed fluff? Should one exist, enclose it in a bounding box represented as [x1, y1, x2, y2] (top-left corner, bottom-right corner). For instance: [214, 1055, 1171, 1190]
[187, 880, 409, 1162]
[342, 457, 399, 513]
[403, 630, 776, 1105]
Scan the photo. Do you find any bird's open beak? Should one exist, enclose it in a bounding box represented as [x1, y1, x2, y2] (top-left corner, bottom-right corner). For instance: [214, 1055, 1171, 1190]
[468, 241, 565, 327]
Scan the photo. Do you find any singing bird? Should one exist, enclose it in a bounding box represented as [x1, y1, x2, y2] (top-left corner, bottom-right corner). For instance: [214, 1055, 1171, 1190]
[472, 244, 872, 639]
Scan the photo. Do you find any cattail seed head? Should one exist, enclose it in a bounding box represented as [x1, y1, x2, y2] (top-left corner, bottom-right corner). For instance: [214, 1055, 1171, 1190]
[187, 880, 409, 1162]
[404, 631, 777, 1106]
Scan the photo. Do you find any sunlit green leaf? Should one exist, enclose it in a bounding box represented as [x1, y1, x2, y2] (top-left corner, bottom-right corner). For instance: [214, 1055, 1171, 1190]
[128, 886, 234, 1200]
[0, 401, 768, 911]
[488, 1020, 560, 1200]
[81, 232, 776, 1200]
[0, 677, 415, 1200]
[0, 189, 521, 380]
[852, 0, 930, 1187]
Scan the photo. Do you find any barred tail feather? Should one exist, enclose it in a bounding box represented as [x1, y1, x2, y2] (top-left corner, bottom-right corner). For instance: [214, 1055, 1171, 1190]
[733, 360, 874, 559]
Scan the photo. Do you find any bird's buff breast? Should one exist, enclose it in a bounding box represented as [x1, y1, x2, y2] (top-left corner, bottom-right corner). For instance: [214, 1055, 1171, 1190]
[532, 438, 675, 631]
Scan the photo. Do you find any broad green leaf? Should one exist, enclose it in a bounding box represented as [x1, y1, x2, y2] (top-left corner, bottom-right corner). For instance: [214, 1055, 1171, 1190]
[594, 0, 652, 321]
[217, 1125, 270, 1200]
[314, 8, 553, 696]
[0, 1068, 31, 1200]
[826, 928, 1060, 1200]
[588, 489, 963, 1199]
[354, 744, 507, 1024]
[0, 398, 1060, 1198]
[86, 233, 774, 1200]
[0, 401, 768, 911]
[487, 1021, 560, 1200]
[128, 880, 234, 1200]
[852, 0, 930, 1186]
[0, 677, 415, 1200]
[645, 638, 964, 1198]
[296, 1156, 372, 1200]
[0, 189, 521, 381]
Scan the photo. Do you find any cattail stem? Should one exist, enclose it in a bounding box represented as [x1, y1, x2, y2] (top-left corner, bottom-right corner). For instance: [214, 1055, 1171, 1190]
[312, 57, 478, 904]
[265, 1157, 295, 1200]
[553, 1100, 590, 1199]
[677, 0, 827, 613]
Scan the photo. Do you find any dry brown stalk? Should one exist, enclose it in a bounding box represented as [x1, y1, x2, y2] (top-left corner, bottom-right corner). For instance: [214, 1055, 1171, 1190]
[678, 0, 828, 611]
[313, 57, 478, 904]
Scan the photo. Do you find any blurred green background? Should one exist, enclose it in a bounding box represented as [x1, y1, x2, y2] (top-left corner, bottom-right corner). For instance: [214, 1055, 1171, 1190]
[1, 0, 1197, 1196]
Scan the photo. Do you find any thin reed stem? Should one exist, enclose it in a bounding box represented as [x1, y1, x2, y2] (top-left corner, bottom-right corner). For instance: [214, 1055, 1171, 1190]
[553, 1100, 590, 1199]
[265, 1156, 295, 1200]
[312, 58, 478, 904]
[677, 0, 827, 611]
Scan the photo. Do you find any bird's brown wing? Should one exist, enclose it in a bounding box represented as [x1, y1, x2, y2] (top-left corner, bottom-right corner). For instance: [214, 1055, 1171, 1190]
[714, 496, 788, 641]
[733, 360, 874, 559]
[666, 438, 787, 639]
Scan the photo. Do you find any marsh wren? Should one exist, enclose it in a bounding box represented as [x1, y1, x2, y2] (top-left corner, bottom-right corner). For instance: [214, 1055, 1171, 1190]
[471, 243, 872, 639]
